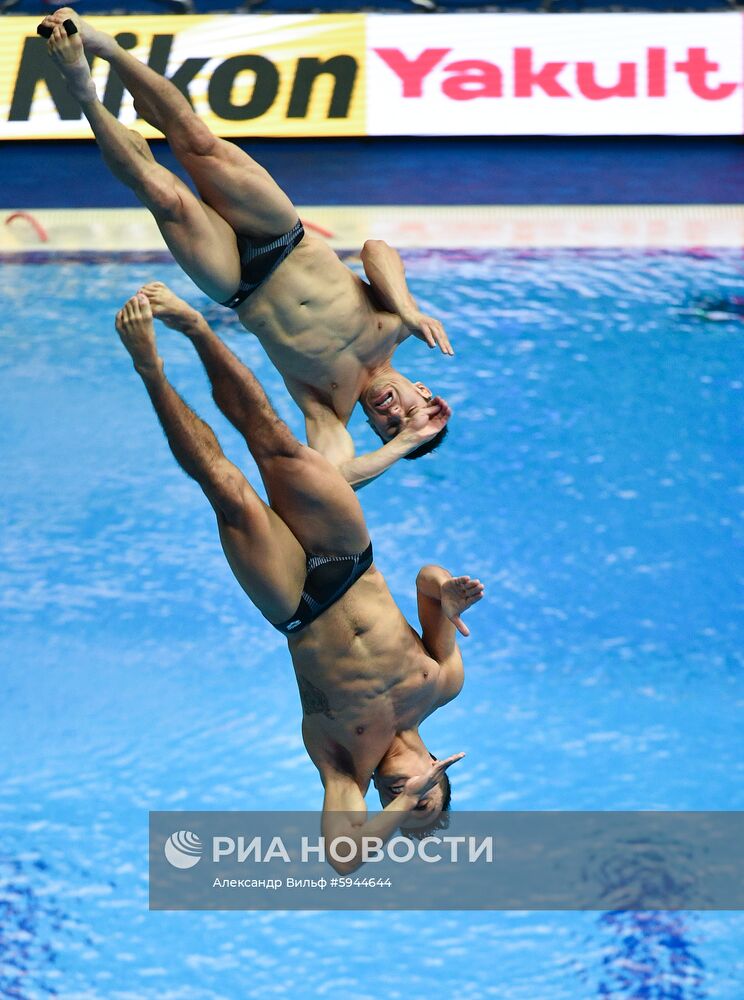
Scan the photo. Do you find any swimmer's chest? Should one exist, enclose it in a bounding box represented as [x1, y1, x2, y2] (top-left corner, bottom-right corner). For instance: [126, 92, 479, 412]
[299, 659, 440, 788]
[245, 315, 367, 419]
[302, 711, 397, 788]
[294, 631, 439, 744]
[239, 251, 394, 391]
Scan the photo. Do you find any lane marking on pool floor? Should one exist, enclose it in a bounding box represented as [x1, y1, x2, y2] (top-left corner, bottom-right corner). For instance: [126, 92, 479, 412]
[3, 205, 744, 253]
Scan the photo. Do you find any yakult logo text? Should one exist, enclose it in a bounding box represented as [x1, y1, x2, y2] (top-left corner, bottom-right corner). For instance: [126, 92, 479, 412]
[374, 46, 738, 101]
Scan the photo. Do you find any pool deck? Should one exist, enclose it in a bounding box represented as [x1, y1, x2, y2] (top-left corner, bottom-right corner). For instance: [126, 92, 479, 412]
[3, 204, 744, 252]
[4, 136, 744, 251]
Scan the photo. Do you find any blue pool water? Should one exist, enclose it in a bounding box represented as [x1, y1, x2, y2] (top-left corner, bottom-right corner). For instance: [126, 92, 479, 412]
[1, 249, 742, 997]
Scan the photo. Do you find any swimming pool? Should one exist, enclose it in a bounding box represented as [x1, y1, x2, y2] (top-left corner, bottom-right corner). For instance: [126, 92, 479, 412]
[1, 249, 742, 997]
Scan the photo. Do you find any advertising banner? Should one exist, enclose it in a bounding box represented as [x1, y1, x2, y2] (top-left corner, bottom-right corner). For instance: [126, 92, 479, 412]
[367, 13, 743, 136]
[1, 13, 742, 138]
[0, 14, 366, 139]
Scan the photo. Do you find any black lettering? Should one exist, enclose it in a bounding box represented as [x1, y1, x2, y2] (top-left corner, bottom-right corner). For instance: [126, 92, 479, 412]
[8, 36, 90, 121]
[147, 33, 172, 76]
[208, 55, 278, 120]
[169, 58, 209, 105]
[287, 56, 356, 119]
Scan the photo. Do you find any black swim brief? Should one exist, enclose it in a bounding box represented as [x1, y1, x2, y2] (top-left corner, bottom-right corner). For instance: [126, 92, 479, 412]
[274, 541, 373, 637]
[221, 219, 305, 311]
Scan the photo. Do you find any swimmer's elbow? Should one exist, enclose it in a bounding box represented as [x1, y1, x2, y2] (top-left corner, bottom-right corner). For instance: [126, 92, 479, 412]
[416, 564, 448, 592]
[328, 854, 363, 876]
[323, 823, 364, 875]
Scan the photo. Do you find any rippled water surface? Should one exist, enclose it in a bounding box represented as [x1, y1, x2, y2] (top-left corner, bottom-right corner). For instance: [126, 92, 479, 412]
[1, 250, 743, 998]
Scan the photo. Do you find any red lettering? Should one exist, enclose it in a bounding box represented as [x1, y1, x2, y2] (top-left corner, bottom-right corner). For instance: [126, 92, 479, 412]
[576, 62, 636, 100]
[373, 47, 450, 98]
[514, 48, 569, 98]
[647, 47, 666, 97]
[375, 44, 738, 105]
[442, 59, 502, 101]
[674, 48, 737, 100]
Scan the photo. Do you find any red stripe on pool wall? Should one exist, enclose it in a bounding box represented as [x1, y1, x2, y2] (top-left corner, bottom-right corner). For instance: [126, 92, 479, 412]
[741, 10, 744, 134]
[5, 211, 48, 242]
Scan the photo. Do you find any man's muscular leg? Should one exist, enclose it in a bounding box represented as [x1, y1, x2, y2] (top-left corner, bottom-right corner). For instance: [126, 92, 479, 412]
[138, 284, 369, 557]
[42, 8, 297, 241]
[42, 21, 240, 303]
[115, 293, 306, 623]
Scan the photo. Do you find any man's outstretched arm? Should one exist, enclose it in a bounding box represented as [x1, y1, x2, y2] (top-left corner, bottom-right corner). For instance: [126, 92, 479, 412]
[304, 402, 451, 490]
[360, 240, 453, 355]
[139, 282, 448, 489]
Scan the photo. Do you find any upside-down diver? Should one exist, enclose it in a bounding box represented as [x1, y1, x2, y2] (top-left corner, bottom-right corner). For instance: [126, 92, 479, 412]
[40, 8, 454, 489]
[115, 290, 483, 872]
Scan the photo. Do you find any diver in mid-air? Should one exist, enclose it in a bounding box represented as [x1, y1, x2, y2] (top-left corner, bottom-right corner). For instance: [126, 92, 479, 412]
[39, 9, 453, 489]
[114, 290, 483, 870]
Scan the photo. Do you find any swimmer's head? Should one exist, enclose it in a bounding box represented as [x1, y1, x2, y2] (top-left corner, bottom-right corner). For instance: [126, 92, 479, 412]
[360, 373, 449, 458]
[373, 751, 452, 831]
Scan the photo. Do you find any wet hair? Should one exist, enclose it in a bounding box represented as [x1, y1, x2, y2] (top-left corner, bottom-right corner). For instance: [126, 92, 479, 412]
[369, 422, 449, 460]
[439, 768, 452, 812]
[403, 425, 448, 461]
[401, 755, 452, 841]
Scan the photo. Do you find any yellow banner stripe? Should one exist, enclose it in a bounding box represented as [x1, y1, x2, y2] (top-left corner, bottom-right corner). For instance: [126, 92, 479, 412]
[0, 15, 366, 139]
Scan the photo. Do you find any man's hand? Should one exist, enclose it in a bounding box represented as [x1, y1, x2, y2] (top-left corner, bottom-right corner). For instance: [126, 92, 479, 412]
[402, 752, 466, 802]
[440, 576, 485, 637]
[403, 310, 454, 356]
[399, 395, 451, 451]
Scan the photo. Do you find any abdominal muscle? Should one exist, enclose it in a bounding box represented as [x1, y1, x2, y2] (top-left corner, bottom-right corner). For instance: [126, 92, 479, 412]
[290, 568, 440, 780]
[235, 237, 400, 409]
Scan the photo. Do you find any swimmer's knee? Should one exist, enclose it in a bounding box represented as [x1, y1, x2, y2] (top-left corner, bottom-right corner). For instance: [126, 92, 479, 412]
[168, 111, 220, 158]
[208, 463, 252, 525]
[260, 422, 304, 462]
[102, 146, 183, 219]
[138, 171, 184, 221]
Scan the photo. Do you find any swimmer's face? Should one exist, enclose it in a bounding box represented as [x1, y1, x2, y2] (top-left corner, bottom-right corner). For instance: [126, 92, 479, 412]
[361, 375, 433, 442]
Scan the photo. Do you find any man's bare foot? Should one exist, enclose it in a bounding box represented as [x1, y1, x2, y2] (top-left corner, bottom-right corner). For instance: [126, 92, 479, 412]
[116, 293, 163, 377]
[140, 282, 207, 337]
[46, 23, 97, 103]
[38, 8, 116, 59]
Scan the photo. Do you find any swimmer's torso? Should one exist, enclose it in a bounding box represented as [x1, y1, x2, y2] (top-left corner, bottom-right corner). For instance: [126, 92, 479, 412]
[289, 564, 441, 788]
[235, 236, 402, 421]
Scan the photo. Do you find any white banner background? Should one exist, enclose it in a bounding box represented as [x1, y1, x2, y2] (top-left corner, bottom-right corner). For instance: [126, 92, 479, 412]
[367, 14, 744, 135]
